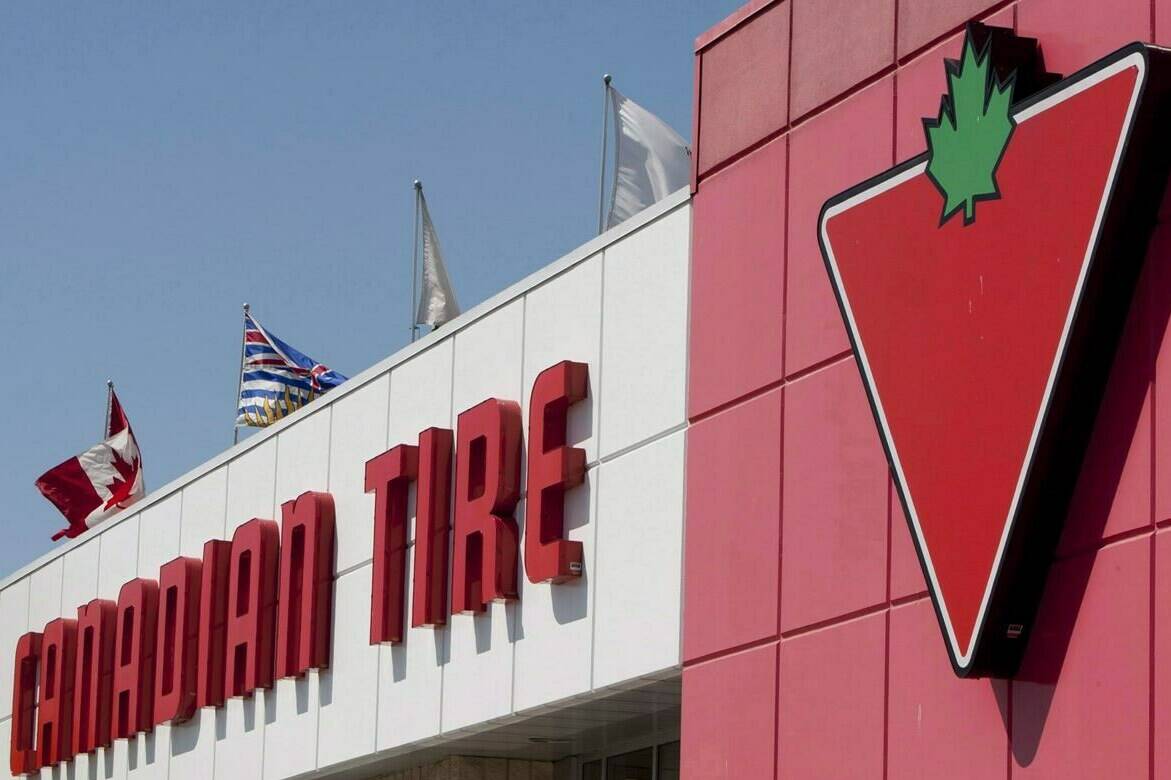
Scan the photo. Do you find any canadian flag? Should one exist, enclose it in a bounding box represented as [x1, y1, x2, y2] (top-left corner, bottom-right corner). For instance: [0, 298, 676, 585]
[36, 387, 145, 541]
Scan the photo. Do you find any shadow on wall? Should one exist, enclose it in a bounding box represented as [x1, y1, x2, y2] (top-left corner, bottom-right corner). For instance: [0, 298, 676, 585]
[994, 181, 1171, 766]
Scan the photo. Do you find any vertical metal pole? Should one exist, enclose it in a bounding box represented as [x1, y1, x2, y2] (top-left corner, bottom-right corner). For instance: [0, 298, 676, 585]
[233, 302, 249, 445]
[104, 380, 114, 438]
[597, 74, 612, 235]
[411, 180, 422, 343]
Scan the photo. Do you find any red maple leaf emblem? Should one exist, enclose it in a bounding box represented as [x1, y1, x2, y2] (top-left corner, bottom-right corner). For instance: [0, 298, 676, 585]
[103, 446, 140, 510]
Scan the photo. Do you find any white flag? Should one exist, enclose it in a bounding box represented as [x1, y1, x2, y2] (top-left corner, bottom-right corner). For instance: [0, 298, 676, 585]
[607, 86, 690, 229]
[415, 194, 461, 328]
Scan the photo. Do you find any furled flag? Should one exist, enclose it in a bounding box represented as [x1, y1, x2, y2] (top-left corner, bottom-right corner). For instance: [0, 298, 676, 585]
[36, 384, 145, 541]
[237, 308, 347, 428]
[606, 83, 691, 229]
[414, 183, 461, 330]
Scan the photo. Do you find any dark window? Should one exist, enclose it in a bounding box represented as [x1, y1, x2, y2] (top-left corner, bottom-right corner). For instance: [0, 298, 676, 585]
[657, 742, 680, 780]
[606, 747, 653, 780]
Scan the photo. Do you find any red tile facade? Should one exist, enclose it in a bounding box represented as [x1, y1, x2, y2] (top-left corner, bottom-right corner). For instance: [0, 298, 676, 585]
[683, 388, 782, 661]
[683, 1, 1170, 776]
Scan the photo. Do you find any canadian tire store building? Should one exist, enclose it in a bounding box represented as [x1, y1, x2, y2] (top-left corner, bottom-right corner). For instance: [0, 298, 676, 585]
[7, 1, 1171, 778]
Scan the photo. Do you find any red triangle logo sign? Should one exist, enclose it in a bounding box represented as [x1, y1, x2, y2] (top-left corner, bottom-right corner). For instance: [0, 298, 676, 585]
[819, 27, 1171, 677]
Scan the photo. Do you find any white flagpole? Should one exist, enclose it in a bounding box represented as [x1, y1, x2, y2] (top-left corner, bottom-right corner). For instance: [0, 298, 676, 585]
[105, 379, 114, 439]
[597, 74, 611, 235]
[411, 180, 422, 343]
[233, 302, 249, 445]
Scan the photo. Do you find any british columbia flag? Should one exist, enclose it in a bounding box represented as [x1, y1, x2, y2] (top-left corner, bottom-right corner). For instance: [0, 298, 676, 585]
[237, 310, 347, 428]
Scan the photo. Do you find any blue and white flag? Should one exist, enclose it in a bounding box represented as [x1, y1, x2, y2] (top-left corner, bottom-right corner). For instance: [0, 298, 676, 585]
[237, 311, 347, 428]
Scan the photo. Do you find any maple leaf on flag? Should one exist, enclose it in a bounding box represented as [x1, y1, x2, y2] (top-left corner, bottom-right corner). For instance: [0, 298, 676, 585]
[102, 446, 140, 510]
[925, 29, 1016, 225]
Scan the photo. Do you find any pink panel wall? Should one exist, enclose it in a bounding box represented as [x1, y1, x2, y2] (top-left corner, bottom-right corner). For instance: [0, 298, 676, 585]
[682, 1, 1171, 777]
[683, 388, 782, 661]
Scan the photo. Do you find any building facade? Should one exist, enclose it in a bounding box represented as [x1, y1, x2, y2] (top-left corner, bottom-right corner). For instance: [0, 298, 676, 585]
[4, 1, 1171, 778]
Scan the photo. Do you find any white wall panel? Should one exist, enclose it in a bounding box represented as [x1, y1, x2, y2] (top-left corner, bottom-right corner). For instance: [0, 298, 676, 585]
[440, 601, 517, 732]
[512, 476, 596, 712]
[106, 733, 131, 780]
[592, 432, 685, 689]
[225, 438, 277, 533]
[451, 300, 525, 416]
[387, 340, 453, 448]
[326, 375, 390, 572]
[376, 556, 444, 750]
[59, 537, 99, 623]
[315, 568, 379, 769]
[124, 729, 168, 780]
[178, 466, 226, 558]
[213, 694, 265, 779]
[97, 514, 140, 600]
[0, 719, 12, 780]
[137, 491, 181, 577]
[0, 579, 30, 719]
[262, 674, 320, 780]
[599, 208, 690, 458]
[27, 557, 64, 634]
[521, 255, 603, 464]
[167, 709, 217, 780]
[273, 408, 331, 515]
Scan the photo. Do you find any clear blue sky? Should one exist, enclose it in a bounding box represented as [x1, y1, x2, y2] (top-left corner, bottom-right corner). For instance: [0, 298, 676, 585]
[0, 2, 737, 577]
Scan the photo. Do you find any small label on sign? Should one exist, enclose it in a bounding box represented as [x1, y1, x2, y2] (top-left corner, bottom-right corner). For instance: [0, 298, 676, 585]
[570, 562, 583, 574]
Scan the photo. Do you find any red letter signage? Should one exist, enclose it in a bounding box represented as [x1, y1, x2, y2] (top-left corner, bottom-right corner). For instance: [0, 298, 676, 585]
[197, 539, 231, 709]
[366, 445, 418, 644]
[525, 361, 588, 584]
[276, 492, 335, 676]
[154, 557, 202, 725]
[224, 519, 279, 698]
[112, 579, 159, 738]
[411, 428, 453, 628]
[452, 399, 522, 613]
[36, 618, 77, 766]
[73, 599, 115, 755]
[10, 631, 41, 775]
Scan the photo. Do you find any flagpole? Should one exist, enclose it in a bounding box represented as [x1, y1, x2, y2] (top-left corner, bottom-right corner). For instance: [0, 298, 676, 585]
[597, 74, 612, 235]
[105, 380, 114, 439]
[411, 180, 422, 343]
[233, 303, 249, 445]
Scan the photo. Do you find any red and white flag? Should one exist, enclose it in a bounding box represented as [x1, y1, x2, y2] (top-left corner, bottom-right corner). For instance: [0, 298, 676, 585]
[36, 386, 145, 541]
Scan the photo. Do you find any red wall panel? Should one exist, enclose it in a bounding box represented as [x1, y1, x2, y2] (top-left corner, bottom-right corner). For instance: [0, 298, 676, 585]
[1012, 539, 1150, 777]
[1156, 529, 1171, 780]
[785, 78, 893, 376]
[781, 359, 887, 632]
[696, 1, 790, 176]
[688, 136, 787, 418]
[789, 0, 895, 119]
[1151, 224, 1171, 525]
[897, 0, 1004, 56]
[683, 389, 782, 662]
[777, 613, 885, 780]
[1017, 0, 1151, 75]
[680, 644, 778, 779]
[887, 599, 1008, 779]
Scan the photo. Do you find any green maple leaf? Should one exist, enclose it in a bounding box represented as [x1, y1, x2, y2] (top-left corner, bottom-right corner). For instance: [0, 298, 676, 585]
[925, 31, 1016, 226]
